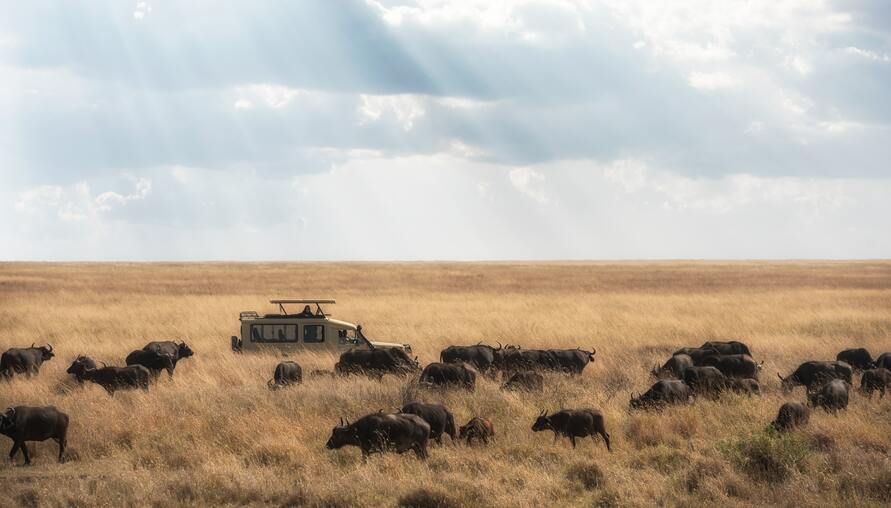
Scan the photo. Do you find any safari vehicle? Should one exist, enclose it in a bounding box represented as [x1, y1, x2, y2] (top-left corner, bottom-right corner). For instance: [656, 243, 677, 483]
[230, 299, 412, 353]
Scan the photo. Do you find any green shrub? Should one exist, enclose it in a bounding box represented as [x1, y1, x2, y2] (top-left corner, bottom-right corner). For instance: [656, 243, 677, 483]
[721, 430, 812, 482]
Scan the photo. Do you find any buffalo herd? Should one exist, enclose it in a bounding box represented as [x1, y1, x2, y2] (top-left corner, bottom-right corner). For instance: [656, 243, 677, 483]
[2, 337, 890, 465]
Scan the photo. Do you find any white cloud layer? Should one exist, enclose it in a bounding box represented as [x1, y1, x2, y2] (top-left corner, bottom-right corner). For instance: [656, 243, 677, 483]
[1, 0, 890, 260]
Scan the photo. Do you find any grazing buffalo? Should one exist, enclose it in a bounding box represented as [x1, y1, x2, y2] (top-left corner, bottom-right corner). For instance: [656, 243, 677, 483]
[325, 413, 430, 462]
[125, 349, 176, 379]
[651, 354, 693, 379]
[701, 341, 752, 356]
[498, 348, 557, 373]
[673, 347, 720, 366]
[1, 344, 55, 380]
[268, 361, 303, 390]
[808, 379, 850, 413]
[81, 364, 151, 394]
[532, 409, 610, 451]
[875, 353, 891, 370]
[630, 380, 692, 410]
[779, 361, 853, 394]
[501, 371, 544, 391]
[701, 354, 761, 379]
[335, 348, 420, 379]
[400, 402, 456, 445]
[440, 343, 502, 376]
[547, 347, 597, 375]
[683, 366, 727, 398]
[836, 348, 874, 370]
[1, 406, 69, 465]
[726, 378, 761, 396]
[859, 368, 891, 398]
[66, 356, 97, 384]
[458, 417, 494, 445]
[419, 362, 476, 391]
[771, 402, 810, 432]
[143, 341, 195, 361]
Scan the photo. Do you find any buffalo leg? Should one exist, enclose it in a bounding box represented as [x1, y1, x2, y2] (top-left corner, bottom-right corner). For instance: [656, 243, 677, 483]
[597, 432, 611, 452]
[9, 441, 20, 461]
[570, 436, 577, 448]
[20, 442, 30, 465]
[56, 436, 66, 463]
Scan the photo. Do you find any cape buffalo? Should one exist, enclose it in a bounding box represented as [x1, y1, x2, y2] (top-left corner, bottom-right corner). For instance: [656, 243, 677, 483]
[66, 356, 97, 383]
[630, 380, 691, 409]
[808, 379, 850, 413]
[1, 344, 54, 380]
[836, 348, 874, 370]
[501, 371, 544, 391]
[875, 353, 891, 370]
[419, 362, 476, 391]
[325, 413, 430, 462]
[81, 364, 151, 394]
[859, 368, 891, 398]
[335, 348, 419, 379]
[701, 354, 761, 379]
[673, 347, 720, 366]
[726, 378, 761, 396]
[440, 343, 501, 376]
[532, 409, 610, 451]
[458, 417, 494, 445]
[1, 406, 69, 465]
[547, 347, 597, 375]
[143, 341, 195, 361]
[651, 354, 693, 379]
[125, 349, 176, 379]
[400, 402, 456, 445]
[701, 341, 752, 356]
[771, 402, 809, 432]
[268, 361, 303, 390]
[778, 361, 853, 394]
[683, 366, 727, 398]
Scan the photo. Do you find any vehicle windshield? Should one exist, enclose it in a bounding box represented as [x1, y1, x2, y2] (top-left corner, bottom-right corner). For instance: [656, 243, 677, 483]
[337, 329, 358, 345]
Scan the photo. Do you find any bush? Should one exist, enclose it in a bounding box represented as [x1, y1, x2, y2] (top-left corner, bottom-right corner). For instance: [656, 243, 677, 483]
[566, 462, 605, 490]
[397, 488, 457, 508]
[721, 431, 812, 482]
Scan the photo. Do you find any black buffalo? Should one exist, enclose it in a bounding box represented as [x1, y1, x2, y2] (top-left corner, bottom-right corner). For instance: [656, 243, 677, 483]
[547, 347, 597, 375]
[325, 413, 430, 462]
[66, 355, 97, 383]
[683, 366, 727, 398]
[651, 354, 693, 379]
[1, 344, 55, 380]
[400, 402, 456, 445]
[125, 349, 176, 379]
[268, 361, 303, 390]
[701, 340, 752, 356]
[501, 371, 544, 391]
[419, 362, 476, 391]
[770, 402, 810, 432]
[875, 353, 891, 370]
[673, 347, 720, 366]
[81, 364, 151, 394]
[778, 361, 853, 394]
[440, 343, 502, 376]
[859, 368, 891, 398]
[701, 354, 760, 379]
[532, 409, 610, 451]
[1, 406, 69, 465]
[143, 341, 195, 361]
[725, 378, 761, 396]
[335, 348, 420, 379]
[498, 347, 595, 375]
[836, 348, 873, 370]
[458, 417, 495, 445]
[630, 380, 692, 409]
[808, 379, 850, 413]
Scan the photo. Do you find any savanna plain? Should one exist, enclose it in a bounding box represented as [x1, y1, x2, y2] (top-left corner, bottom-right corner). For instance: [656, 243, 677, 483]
[1, 262, 890, 508]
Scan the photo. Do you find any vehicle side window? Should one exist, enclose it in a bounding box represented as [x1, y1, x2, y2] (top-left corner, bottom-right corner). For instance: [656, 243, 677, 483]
[304, 325, 325, 343]
[251, 324, 297, 342]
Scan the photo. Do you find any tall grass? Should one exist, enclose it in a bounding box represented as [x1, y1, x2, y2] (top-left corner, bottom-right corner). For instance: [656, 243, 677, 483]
[0, 262, 890, 507]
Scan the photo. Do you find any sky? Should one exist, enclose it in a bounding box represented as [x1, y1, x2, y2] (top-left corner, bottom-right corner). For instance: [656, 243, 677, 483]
[1, 0, 890, 260]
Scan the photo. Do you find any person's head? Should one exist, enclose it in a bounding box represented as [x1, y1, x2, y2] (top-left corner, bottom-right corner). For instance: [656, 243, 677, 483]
[303, 305, 312, 313]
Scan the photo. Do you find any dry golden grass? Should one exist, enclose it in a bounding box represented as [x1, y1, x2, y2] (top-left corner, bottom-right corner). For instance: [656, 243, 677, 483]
[1, 261, 890, 507]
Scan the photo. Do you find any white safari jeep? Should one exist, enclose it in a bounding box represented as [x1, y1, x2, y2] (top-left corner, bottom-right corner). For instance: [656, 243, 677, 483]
[230, 299, 411, 354]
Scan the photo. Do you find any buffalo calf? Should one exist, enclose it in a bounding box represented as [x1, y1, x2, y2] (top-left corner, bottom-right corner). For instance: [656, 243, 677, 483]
[859, 368, 891, 398]
[458, 417, 494, 445]
[808, 379, 850, 413]
[771, 402, 810, 432]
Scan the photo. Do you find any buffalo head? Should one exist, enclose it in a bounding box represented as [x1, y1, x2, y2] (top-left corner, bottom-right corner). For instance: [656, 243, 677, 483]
[0, 408, 14, 432]
[178, 342, 195, 358]
[325, 418, 356, 449]
[531, 410, 551, 432]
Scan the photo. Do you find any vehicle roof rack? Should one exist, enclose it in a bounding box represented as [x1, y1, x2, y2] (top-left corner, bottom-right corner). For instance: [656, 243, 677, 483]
[269, 299, 335, 317]
[269, 299, 336, 304]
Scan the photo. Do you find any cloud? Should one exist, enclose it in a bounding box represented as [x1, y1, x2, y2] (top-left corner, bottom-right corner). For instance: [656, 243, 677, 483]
[15, 177, 151, 222]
